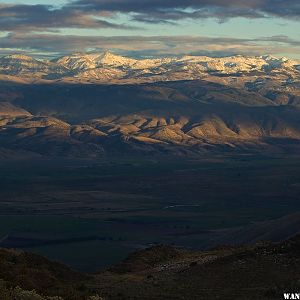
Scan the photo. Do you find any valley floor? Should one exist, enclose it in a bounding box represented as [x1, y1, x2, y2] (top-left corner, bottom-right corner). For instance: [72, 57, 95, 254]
[0, 154, 300, 271]
[0, 154, 300, 299]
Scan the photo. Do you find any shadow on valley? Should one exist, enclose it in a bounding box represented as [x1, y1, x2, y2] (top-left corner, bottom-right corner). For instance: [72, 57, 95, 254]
[0, 155, 300, 272]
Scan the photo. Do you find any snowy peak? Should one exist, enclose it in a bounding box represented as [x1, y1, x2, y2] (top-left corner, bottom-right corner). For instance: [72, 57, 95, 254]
[97, 51, 137, 67]
[0, 54, 38, 62]
[177, 55, 298, 72]
[53, 53, 99, 71]
[0, 54, 46, 67]
[0, 52, 299, 82]
[54, 51, 138, 71]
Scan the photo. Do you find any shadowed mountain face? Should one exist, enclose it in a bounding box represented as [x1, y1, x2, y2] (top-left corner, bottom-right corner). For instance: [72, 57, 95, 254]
[0, 53, 299, 158]
[0, 79, 300, 158]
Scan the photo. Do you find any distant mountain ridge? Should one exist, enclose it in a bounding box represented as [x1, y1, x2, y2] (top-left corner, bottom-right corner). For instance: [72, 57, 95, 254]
[0, 52, 300, 158]
[0, 52, 299, 84]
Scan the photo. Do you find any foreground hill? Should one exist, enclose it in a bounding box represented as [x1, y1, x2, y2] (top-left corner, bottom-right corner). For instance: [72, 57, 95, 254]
[1, 234, 300, 299]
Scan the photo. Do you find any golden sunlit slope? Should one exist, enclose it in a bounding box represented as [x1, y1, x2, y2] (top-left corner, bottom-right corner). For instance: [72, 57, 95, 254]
[0, 80, 299, 158]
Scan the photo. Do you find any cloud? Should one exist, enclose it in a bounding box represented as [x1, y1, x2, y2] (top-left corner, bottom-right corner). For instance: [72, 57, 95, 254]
[71, 0, 300, 22]
[0, 33, 299, 59]
[0, 3, 132, 32]
[0, 1, 299, 59]
[1, 0, 299, 34]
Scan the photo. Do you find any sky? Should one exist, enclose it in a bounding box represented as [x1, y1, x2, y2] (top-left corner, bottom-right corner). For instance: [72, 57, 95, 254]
[0, 0, 300, 59]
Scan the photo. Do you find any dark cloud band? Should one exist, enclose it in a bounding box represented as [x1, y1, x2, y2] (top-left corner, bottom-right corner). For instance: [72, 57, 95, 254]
[72, 0, 300, 22]
[0, 0, 299, 58]
[0, 0, 299, 33]
[0, 3, 132, 31]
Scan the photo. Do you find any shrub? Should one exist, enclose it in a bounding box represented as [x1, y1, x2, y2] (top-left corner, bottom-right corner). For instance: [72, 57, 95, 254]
[88, 295, 105, 300]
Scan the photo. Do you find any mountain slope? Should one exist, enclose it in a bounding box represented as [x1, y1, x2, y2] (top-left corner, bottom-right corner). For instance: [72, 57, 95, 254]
[0, 54, 67, 78]
[0, 52, 299, 158]
[0, 80, 300, 158]
[0, 52, 299, 84]
[1, 234, 300, 299]
[96, 235, 300, 300]
[1, 52, 299, 109]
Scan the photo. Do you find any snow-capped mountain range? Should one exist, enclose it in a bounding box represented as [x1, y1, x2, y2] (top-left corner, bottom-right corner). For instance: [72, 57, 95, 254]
[1, 52, 300, 158]
[0, 52, 299, 84]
